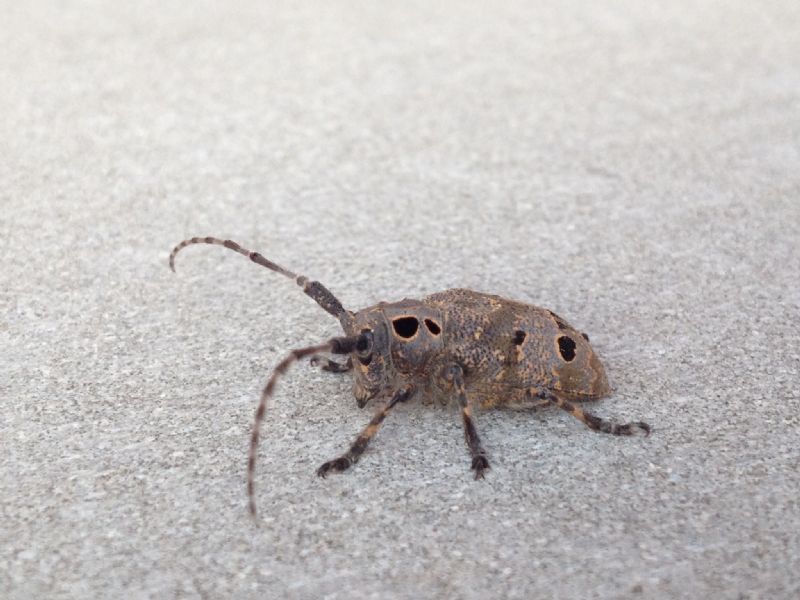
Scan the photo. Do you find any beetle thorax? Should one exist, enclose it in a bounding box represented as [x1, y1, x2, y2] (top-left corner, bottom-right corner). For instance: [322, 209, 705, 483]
[381, 301, 445, 374]
[347, 299, 445, 404]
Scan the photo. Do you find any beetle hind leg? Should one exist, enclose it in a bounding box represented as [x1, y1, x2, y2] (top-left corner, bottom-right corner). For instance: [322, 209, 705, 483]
[541, 390, 650, 436]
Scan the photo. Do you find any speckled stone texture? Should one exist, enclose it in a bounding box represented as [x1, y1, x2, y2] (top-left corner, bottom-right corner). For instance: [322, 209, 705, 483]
[2, 2, 799, 598]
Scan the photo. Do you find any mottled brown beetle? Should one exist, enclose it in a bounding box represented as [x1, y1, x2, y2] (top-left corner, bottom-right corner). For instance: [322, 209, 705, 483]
[169, 237, 650, 516]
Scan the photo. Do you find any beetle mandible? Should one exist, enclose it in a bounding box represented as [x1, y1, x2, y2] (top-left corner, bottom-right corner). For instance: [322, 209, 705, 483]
[169, 237, 650, 516]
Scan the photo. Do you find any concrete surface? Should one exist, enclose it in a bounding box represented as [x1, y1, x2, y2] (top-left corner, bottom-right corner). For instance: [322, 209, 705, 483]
[2, 1, 799, 598]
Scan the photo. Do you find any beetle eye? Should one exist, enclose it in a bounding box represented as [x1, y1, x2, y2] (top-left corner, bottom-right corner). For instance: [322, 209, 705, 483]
[356, 330, 373, 357]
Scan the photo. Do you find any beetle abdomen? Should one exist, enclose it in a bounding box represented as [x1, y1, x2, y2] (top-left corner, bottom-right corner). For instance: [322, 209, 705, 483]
[427, 288, 611, 402]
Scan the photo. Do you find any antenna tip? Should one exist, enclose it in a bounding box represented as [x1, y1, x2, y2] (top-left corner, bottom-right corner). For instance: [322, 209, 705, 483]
[168, 247, 179, 272]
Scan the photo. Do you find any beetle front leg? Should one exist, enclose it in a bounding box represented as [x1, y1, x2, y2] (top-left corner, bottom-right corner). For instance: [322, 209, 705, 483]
[444, 364, 490, 479]
[310, 355, 353, 373]
[317, 384, 415, 476]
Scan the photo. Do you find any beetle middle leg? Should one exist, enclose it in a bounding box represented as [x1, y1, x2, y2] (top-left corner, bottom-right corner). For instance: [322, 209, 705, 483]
[317, 384, 415, 477]
[537, 390, 650, 436]
[444, 364, 490, 479]
[310, 355, 353, 373]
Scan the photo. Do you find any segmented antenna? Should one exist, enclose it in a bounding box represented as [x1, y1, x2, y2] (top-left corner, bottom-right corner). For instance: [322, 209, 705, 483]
[169, 236, 346, 318]
[247, 335, 361, 517]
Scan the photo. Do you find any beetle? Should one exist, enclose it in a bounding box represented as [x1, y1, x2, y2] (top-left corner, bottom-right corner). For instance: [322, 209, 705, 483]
[169, 236, 650, 516]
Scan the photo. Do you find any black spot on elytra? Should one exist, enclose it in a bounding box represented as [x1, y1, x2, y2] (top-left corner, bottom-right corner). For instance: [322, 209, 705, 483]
[513, 330, 526, 345]
[424, 318, 442, 335]
[557, 335, 577, 362]
[392, 316, 419, 339]
[548, 310, 569, 330]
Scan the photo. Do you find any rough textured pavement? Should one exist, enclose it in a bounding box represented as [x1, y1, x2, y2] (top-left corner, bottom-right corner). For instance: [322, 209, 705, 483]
[2, 2, 799, 598]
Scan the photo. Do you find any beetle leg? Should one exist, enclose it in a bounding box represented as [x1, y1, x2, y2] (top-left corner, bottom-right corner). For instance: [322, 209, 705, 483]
[317, 384, 414, 477]
[541, 390, 650, 436]
[247, 334, 362, 517]
[444, 364, 490, 479]
[310, 355, 353, 373]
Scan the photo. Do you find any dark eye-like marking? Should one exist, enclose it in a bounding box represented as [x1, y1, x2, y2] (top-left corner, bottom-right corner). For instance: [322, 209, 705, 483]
[424, 318, 441, 335]
[513, 330, 526, 345]
[392, 316, 419, 339]
[557, 335, 577, 362]
[548, 310, 569, 330]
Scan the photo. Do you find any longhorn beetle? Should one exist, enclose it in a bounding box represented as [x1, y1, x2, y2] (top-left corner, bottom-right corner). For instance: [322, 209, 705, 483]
[169, 237, 650, 516]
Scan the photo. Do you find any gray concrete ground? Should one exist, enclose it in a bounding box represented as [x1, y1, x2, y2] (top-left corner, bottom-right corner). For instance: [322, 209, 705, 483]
[2, 1, 799, 598]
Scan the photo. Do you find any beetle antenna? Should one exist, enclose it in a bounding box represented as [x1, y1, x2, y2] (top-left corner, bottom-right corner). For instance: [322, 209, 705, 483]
[169, 237, 346, 318]
[247, 334, 362, 517]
